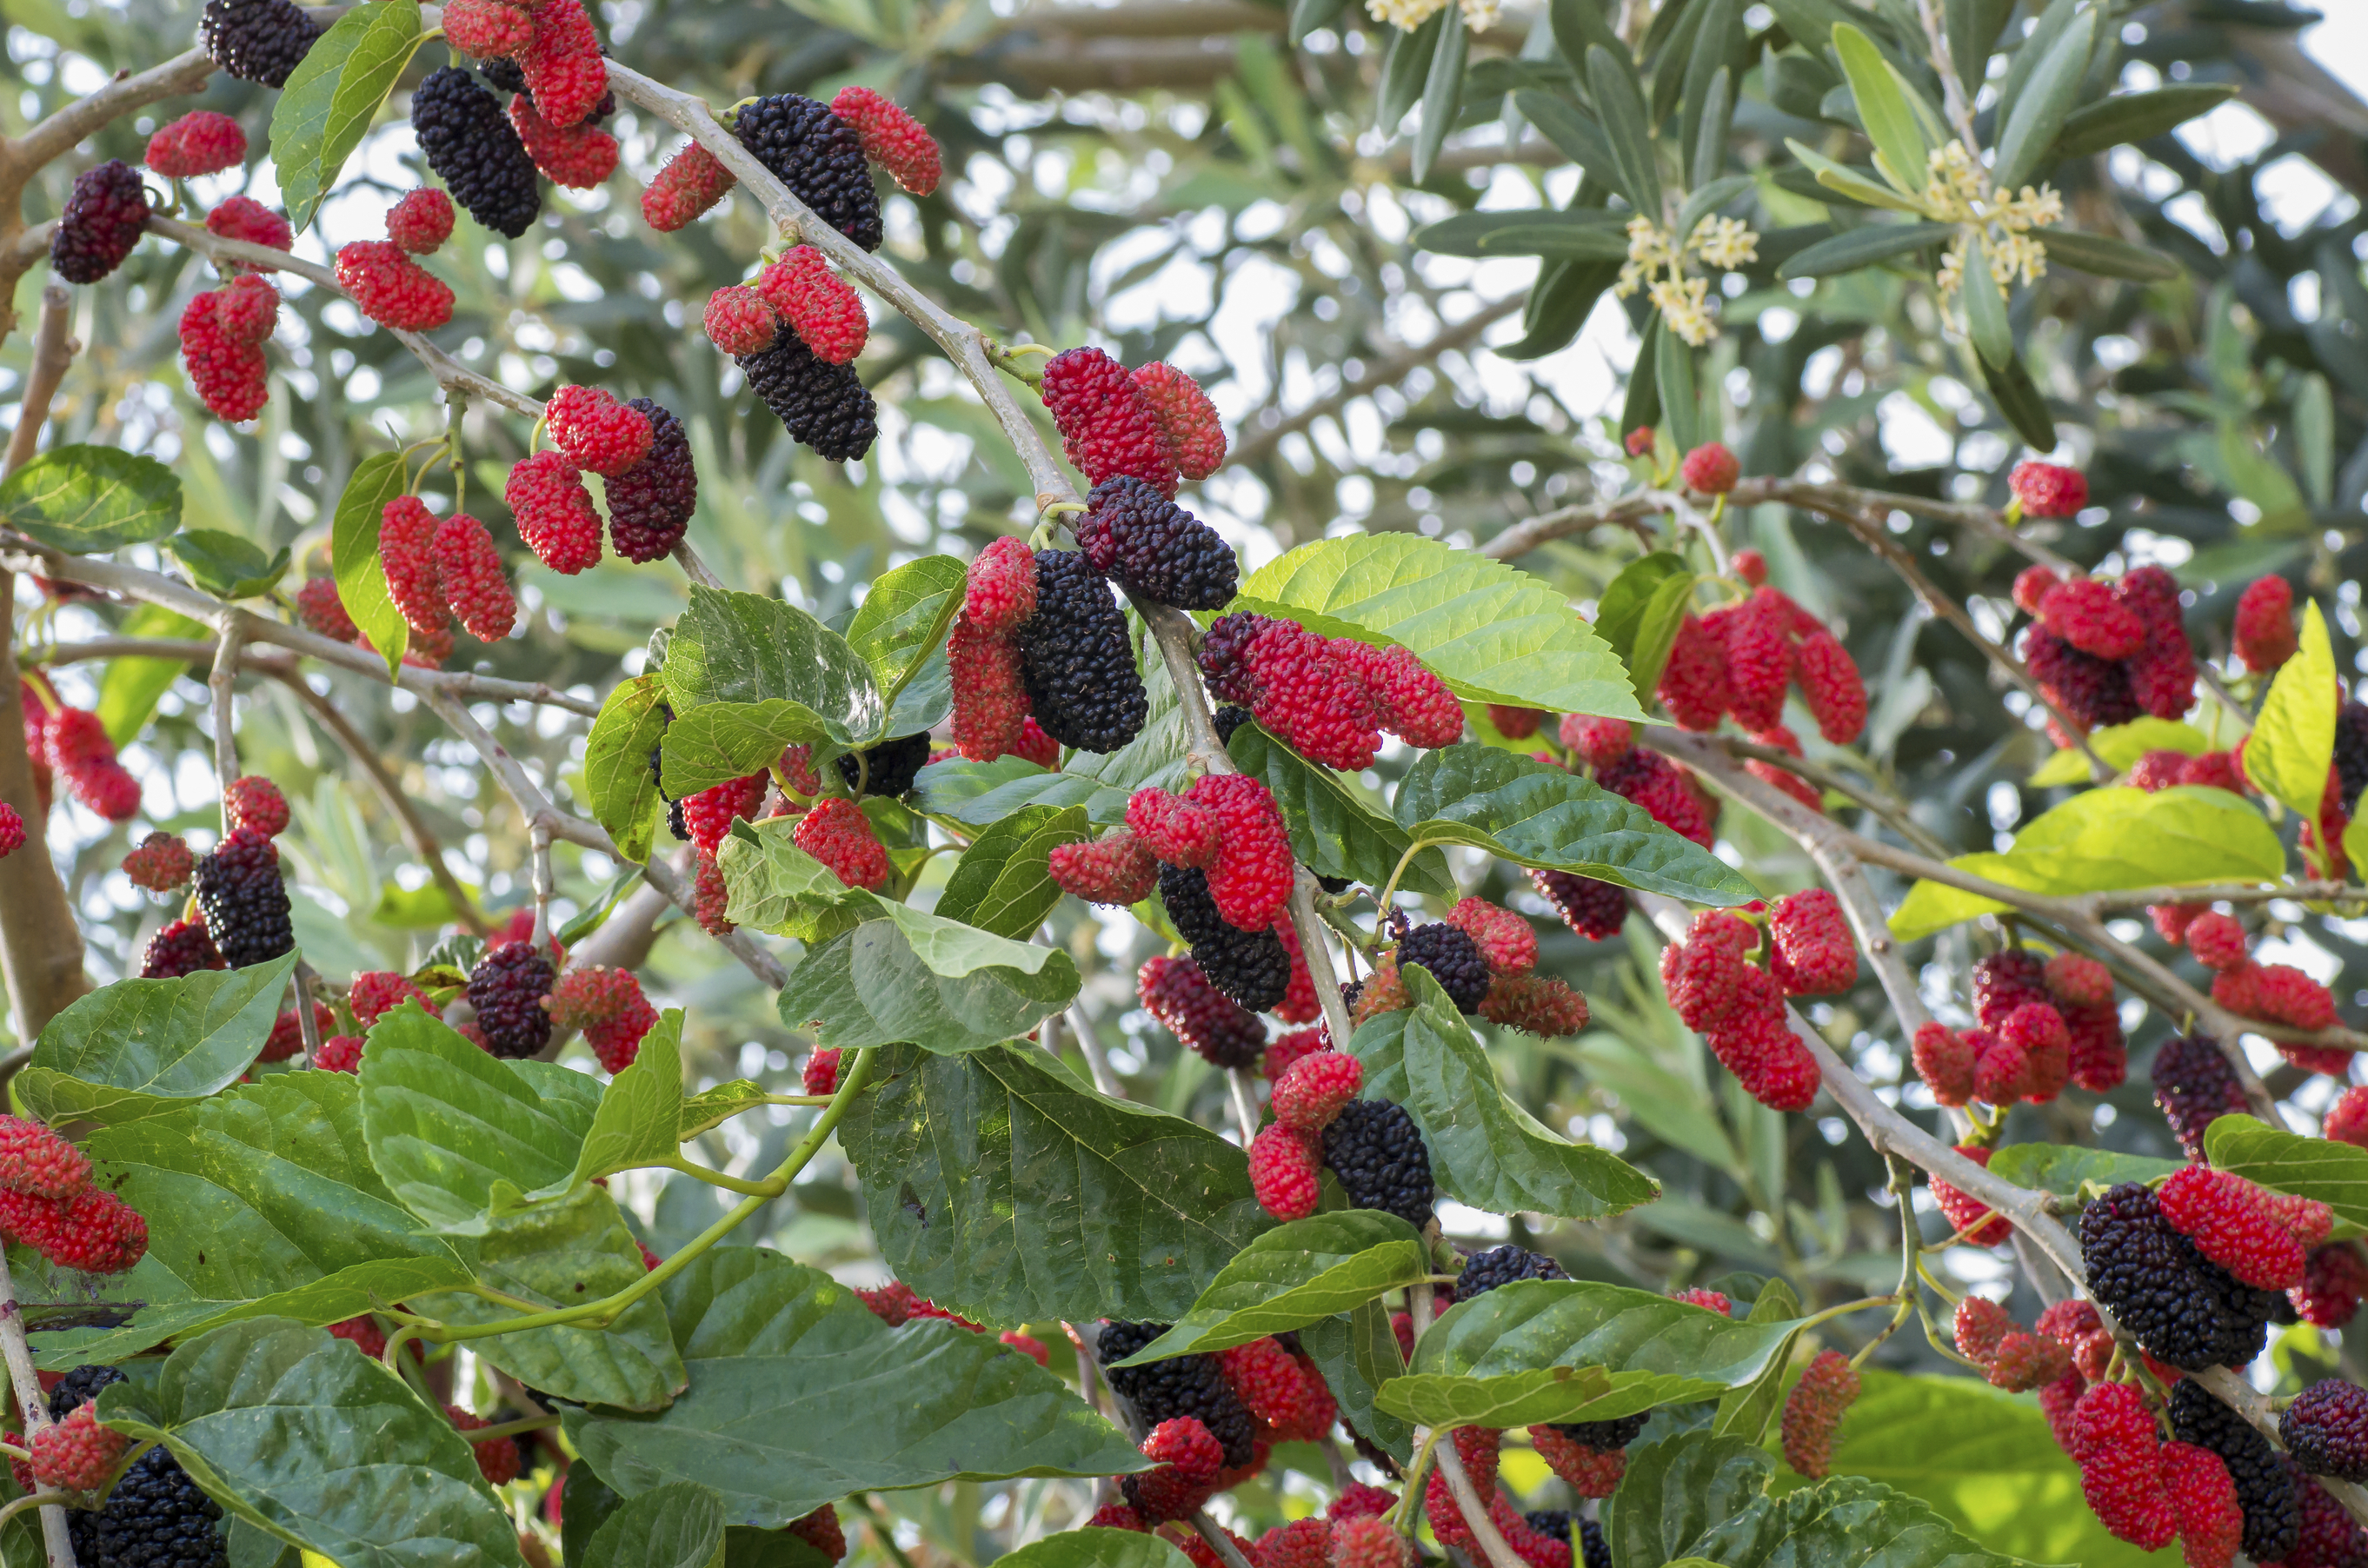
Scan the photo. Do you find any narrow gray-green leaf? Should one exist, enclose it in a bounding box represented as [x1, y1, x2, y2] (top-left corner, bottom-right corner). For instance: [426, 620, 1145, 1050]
[96, 1319, 526, 1568]
[1655, 323, 1704, 452]
[1688, 64, 1732, 189]
[581, 1482, 727, 1568]
[841, 1043, 1267, 1325]
[1783, 139, 1932, 214]
[269, 0, 422, 231]
[1376, 10, 1444, 136]
[1410, 8, 1467, 183]
[2022, 227, 2179, 282]
[1394, 744, 1755, 901]
[1111, 1212, 1428, 1363]
[1774, 222, 1955, 280]
[1509, 93, 1629, 204]
[1227, 723, 1453, 897]
[21, 953, 298, 1126]
[2051, 82, 2239, 162]
[1586, 43, 1661, 223]
[1961, 246, 2013, 369]
[1992, 5, 2095, 191]
[937, 804, 1088, 939]
[1830, 23, 1928, 196]
[0, 443, 183, 553]
[563, 1248, 1142, 1524]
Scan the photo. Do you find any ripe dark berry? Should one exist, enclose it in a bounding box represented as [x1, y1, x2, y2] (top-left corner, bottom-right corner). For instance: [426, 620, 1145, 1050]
[1014, 549, 1147, 753]
[1970, 948, 2047, 1029]
[141, 917, 225, 978]
[2280, 1456, 2368, 1568]
[1157, 865, 1289, 1013]
[193, 827, 293, 969]
[1320, 1099, 1433, 1231]
[1395, 921, 1490, 1013]
[410, 68, 542, 239]
[605, 397, 697, 562]
[1138, 954, 1265, 1068]
[2284, 1381, 2368, 1485]
[2152, 1033, 2249, 1163]
[50, 1364, 227, 1568]
[1453, 1244, 1566, 1303]
[200, 0, 322, 84]
[731, 94, 883, 251]
[2168, 1378, 2300, 1563]
[2079, 1180, 2278, 1372]
[737, 333, 877, 462]
[1096, 1321, 1260, 1469]
[2334, 699, 2368, 815]
[1596, 747, 1714, 847]
[50, 160, 150, 285]
[2022, 626, 2141, 733]
[836, 732, 930, 798]
[1076, 475, 1237, 610]
[467, 940, 555, 1059]
[1532, 870, 1626, 940]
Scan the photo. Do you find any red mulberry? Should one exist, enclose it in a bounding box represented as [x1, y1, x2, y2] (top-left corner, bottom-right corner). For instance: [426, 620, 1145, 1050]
[642, 141, 735, 230]
[295, 577, 357, 642]
[1793, 628, 1867, 744]
[1706, 1004, 1819, 1112]
[50, 161, 149, 284]
[1911, 1021, 1975, 1106]
[755, 248, 868, 366]
[1249, 1124, 1320, 1221]
[144, 110, 246, 178]
[2119, 565, 2198, 722]
[2185, 912, 2249, 971]
[384, 187, 455, 254]
[1272, 1050, 1360, 1133]
[2213, 960, 2338, 1033]
[1597, 747, 1713, 847]
[520, 0, 607, 128]
[206, 195, 292, 262]
[794, 797, 889, 889]
[431, 514, 516, 641]
[505, 450, 604, 574]
[1930, 1145, 2012, 1246]
[546, 384, 652, 476]
[378, 495, 447, 637]
[828, 85, 941, 196]
[1560, 714, 1632, 767]
[1532, 869, 1626, 940]
[336, 240, 453, 331]
[1709, 595, 1790, 732]
[1779, 1350, 1858, 1478]
[2040, 577, 2145, 660]
[1332, 640, 1462, 748]
[1478, 973, 1589, 1036]
[509, 93, 619, 188]
[1140, 953, 1265, 1069]
[1130, 362, 1226, 480]
[966, 536, 1038, 633]
[1077, 475, 1237, 611]
[2158, 1165, 2310, 1291]
[1446, 897, 1535, 978]
[2282, 1382, 2368, 1484]
[1127, 787, 1221, 868]
[2294, 1245, 2368, 1330]
[948, 614, 1029, 761]
[1040, 346, 1179, 498]
[441, 0, 532, 55]
[223, 774, 288, 839]
[703, 285, 776, 355]
[1767, 887, 1854, 995]
[1657, 614, 1731, 730]
[1048, 828, 1160, 906]
[1198, 614, 1379, 771]
[1680, 441, 1738, 494]
[2010, 461, 2088, 518]
[122, 831, 192, 893]
[178, 276, 276, 422]
[2234, 575, 2298, 674]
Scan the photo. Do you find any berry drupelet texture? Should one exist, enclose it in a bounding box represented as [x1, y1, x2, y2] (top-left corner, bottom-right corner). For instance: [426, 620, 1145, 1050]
[432, 515, 517, 641]
[2169, 1376, 2301, 1563]
[378, 495, 447, 637]
[296, 575, 356, 640]
[144, 111, 246, 179]
[1131, 363, 1227, 480]
[385, 187, 456, 255]
[51, 1365, 228, 1568]
[509, 93, 619, 187]
[794, 797, 891, 889]
[2079, 1180, 2278, 1371]
[1320, 1099, 1434, 1230]
[836, 732, 931, 798]
[737, 332, 877, 462]
[2152, 1033, 2250, 1162]
[1396, 921, 1491, 1013]
[200, 0, 321, 85]
[2283, 1382, 2368, 1484]
[642, 141, 735, 230]
[410, 68, 541, 238]
[756, 248, 868, 365]
[2010, 461, 2088, 518]
[193, 827, 294, 968]
[51, 161, 150, 285]
[605, 397, 698, 562]
[731, 94, 884, 250]
[1533, 869, 1627, 940]
[703, 284, 776, 355]
[1015, 549, 1148, 753]
[1096, 1322, 1260, 1468]
[2234, 575, 2298, 674]
[1680, 441, 1738, 494]
[1453, 1244, 1566, 1303]
[829, 85, 941, 195]
[1184, 773, 1294, 932]
[518, 0, 608, 129]
[1779, 1349, 1859, 1478]
[467, 940, 556, 1059]
[1157, 865, 1290, 1012]
[505, 449, 604, 574]
[1040, 347, 1180, 498]
[1248, 1124, 1320, 1221]
[336, 239, 455, 330]
[142, 918, 225, 978]
[546, 384, 652, 476]
[1138, 954, 1266, 1069]
[1076, 475, 1237, 610]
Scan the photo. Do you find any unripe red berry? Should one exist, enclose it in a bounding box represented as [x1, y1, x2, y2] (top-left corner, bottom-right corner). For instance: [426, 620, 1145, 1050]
[1487, 705, 1543, 739]
[504, 450, 604, 574]
[829, 85, 941, 196]
[1330, 639, 1463, 748]
[1129, 362, 1227, 481]
[1657, 614, 1731, 731]
[446, 1405, 522, 1486]
[509, 93, 619, 188]
[947, 613, 1029, 761]
[1623, 426, 1654, 456]
[1478, 973, 1590, 1037]
[519, 0, 606, 129]
[2328, 1085, 2368, 1149]
[1767, 887, 1854, 996]
[1271, 1050, 1360, 1133]
[335, 240, 454, 331]
[432, 514, 517, 641]
[441, 0, 534, 54]
[793, 796, 889, 889]
[2159, 1439, 2242, 1568]
[965, 535, 1038, 633]
[144, 110, 247, 178]
[296, 577, 357, 641]
[1680, 441, 1739, 494]
[2233, 575, 2298, 674]
[223, 774, 289, 838]
[1185, 773, 1294, 933]
[2184, 912, 2249, 971]
[2044, 950, 2113, 1007]
[1249, 1123, 1320, 1221]
[385, 187, 456, 253]
[1793, 627, 1867, 744]
[1048, 828, 1161, 906]
[30, 1403, 130, 1492]
[2158, 1164, 2309, 1291]
[1779, 1350, 1858, 1478]
[642, 141, 735, 230]
[1040, 346, 1179, 498]
[206, 193, 293, 261]
[1445, 896, 1535, 978]
[2012, 564, 2059, 615]
[1929, 1145, 2012, 1246]
[2040, 577, 2146, 660]
[1910, 1020, 1975, 1106]
[1732, 548, 1767, 585]
[1127, 787, 1221, 868]
[702, 284, 777, 355]
[545, 384, 652, 476]
[2010, 460, 2089, 518]
[1558, 713, 1631, 768]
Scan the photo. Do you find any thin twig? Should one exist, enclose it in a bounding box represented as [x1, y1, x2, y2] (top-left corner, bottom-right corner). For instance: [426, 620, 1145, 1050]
[209, 621, 243, 796]
[0, 1246, 78, 1567]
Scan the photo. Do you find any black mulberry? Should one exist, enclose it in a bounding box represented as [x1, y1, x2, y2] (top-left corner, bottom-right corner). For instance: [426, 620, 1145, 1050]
[1320, 1099, 1434, 1231]
[50, 161, 150, 285]
[1096, 1321, 1260, 1468]
[2280, 1456, 2368, 1568]
[607, 398, 697, 561]
[52, 1364, 229, 1568]
[2079, 1180, 2277, 1371]
[2152, 1033, 2249, 1164]
[192, 827, 294, 969]
[736, 334, 876, 462]
[2169, 1378, 2300, 1563]
[467, 940, 555, 1058]
[1159, 864, 1288, 1013]
[199, 0, 322, 86]
[2284, 1381, 2368, 1484]
[837, 732, 931, 798]
[141, 918, 225, 979]
[1397, 921, 1490, 1013]
[1076, 475, 1238, 611]
[1213, 706, 1254, 747]
[1453, 1244, 1566, 1303]
[1015, 549, 1148, 754]
[1533, 870, 1627, 940]
[410, 67, 542, 239]
[730, 94, 883, 252]
[1522, 1513, 1609, 1568]
[2336, 698, 2368, 815]
[1551, 1411, 1648, 1451]
[2022, 627, 2142, 731]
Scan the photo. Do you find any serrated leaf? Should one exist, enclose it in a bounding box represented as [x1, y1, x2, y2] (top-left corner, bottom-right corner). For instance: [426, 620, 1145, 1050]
[269, 0, 421, 232]
[680, 1080, 769, 1139]
[1592, 552, 1696, 703]
[579, 1482, 726, 1568]
[563, 1009, 687, 1189]
[1355, 967, 1660, 1221]
[1393, 744, 1756, 901]
[846, 555, 966, 723]
[775, 917, 1079, 1054]
[2052, 83, 2240, 162]
[329, 452, 409, 676]
[584, 675, 668, 865]
[0, 442, 182, 553]
[1111, 1212, 1429, 1363]
[413, 1186, 686, 1410]
[2247, 599, 2338, 826]
[96, 1319, 527, 1568]
[1830, 24, 1929, 196]
[20, 953, 298, 1126]
[1889, 786, 2285, 940]
[663, 588, 883, 743]
[358, 1004, 589, 1228]
[937, 804, 1088, 939]
[1985, 1141, 2182, 1197]
[1233, 522, 1643, 721]
[2206, 1114, 2368, 1232]
[1375, 1279, 1798, 1427]
[719, 817, 861, 942]
[841, 1042, 1267, 1325]
[562, 1249, 1142, 1523]
[1993, 5, 2094, 191]
[171, 528, 292, 599]
[1227, 723, 1453, 897]
[990, 1529, 1193, 1568]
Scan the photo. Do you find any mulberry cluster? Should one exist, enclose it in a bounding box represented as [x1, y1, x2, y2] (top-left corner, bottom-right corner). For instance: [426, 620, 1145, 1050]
[178, 274, 277, 422]
[1779, 1349, 1859, 1478]
[200, 0, 322, 84]
[141, 918, 224, 978]
[1657, 586, 1866, 745]
[755, 247, 868, 365]
[2018, 563, 2196, 736]
[737, 332, 877, 462]
[1197, 613, 1461, 767]
[1016, 549, 1148, 753]
[410, 68, 542, 238]
[336, 239, 454, 331]
[1320, 1098, 1433, 1230]
[1077, 475, 1237, 610]
[193, 827, 293, 968]
[1097, 1321, 1260, 1469]
[1657, 909, 1819, 1112]
[0, 1117, 144, 1275]
[606, 398, 699, 563]
[829, 86, 942, 196]
[1159, 865, 1290, 1012]
[145, 110, 246, 179]
[642, 141, 735, 230]
[1950, 1295, 2071, 1391]
[2168, 1378, 2300, 1562]
[1130, 776, 1294, 931]
[1139, 954, 1265, 1069]
[51, 160, 150, 285]
[731, 94, 884, 251]
[1532, 869, 1627, 940]
[467, 940, 555, 1058]
[50, 1365, 225, 1568]
[2234, 575, 2298, 674]
[1040, 347, 1181, 497]
[2079, 1180, 2278, 1371]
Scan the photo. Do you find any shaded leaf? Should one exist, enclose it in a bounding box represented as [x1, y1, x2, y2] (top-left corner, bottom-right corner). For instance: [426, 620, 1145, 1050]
[1774, 223, 1954, 281]
[936, 804, 1088, 940]
[1985, 1142, 2182, 1197]
[775, 917, 1079, 1055]
[846, 555, 966, 722]
[579, 1482, 727, 1568]
[583, 676, 668, 866]
[1302, 1301, 1412, 1461]
[1992, 6, 2096, 191]
[989, 1529, 1193, 1568]
[2052, 83, 2240, 162]
[1111, 1212, 1429, 1362]
[170, 529, 291, 599]
[0, 443, 182, 553]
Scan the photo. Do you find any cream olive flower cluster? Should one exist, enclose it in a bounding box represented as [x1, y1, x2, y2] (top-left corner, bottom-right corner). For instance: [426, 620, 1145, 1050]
[1924, 141, 2065, 299]
[1365, 0, 1497, 34]
[1615, 213, 1760, 347]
